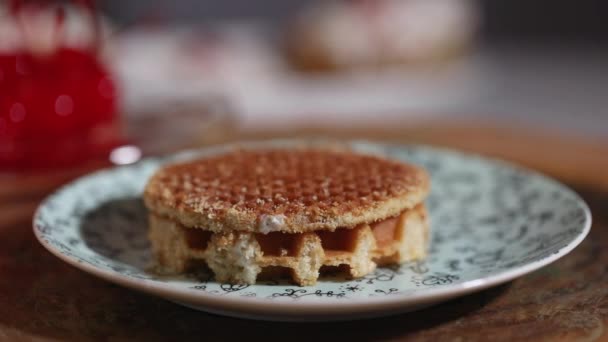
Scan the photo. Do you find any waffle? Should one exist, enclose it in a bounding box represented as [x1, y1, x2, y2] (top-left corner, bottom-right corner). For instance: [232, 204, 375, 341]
[148, 204, 428, 286]
[144, 147, 430, 285]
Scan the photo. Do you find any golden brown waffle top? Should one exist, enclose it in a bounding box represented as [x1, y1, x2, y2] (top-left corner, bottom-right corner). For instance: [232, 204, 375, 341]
[144, 148, 429, 233]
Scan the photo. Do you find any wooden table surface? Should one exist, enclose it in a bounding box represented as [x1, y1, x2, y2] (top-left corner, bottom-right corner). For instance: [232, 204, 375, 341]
[1, 120, 607, 341]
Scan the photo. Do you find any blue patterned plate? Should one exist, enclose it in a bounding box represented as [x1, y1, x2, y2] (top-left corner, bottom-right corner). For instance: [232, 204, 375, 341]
[33, 141, 591, 321]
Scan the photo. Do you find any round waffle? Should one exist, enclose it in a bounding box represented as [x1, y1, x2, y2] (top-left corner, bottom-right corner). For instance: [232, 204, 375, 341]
[144, 148, 429, 234]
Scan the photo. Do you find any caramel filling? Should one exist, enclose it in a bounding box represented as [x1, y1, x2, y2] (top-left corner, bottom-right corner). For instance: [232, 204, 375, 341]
[319, 264, 351, 275]
[317, 228, 359, 252]
[184, 228, 212, 250]
[370, 216, 399, 248]
[255, 232, 298, 256]
[258, 266, 293, 280]
[180, 212, 403, 255]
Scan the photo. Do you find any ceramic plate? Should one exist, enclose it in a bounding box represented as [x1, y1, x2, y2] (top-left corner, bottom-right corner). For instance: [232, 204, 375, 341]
[33, 141, 591, 321]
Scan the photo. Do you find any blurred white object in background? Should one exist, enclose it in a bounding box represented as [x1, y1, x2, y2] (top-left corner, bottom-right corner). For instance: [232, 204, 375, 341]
[286, 0, 478, 70]
[108, 24, 279, 116]
[108, 23, 484, 131]
[0, 3, 113, 54]
[108, 27, 608, 137]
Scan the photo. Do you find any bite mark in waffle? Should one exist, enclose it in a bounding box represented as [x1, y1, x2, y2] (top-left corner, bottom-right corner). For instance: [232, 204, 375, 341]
[144, 147, 430, 286]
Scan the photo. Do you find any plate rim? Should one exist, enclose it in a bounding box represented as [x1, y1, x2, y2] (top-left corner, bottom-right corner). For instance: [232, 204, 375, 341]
[32, 141, 592, 316]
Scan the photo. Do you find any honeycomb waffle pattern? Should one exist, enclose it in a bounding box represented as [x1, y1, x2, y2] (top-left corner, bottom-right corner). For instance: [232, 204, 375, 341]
[144, 149, 429, 234]
[148, 205, 428, 286]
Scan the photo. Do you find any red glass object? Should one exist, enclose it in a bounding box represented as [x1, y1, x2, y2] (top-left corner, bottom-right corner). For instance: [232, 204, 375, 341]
[0, 0, 121, 170]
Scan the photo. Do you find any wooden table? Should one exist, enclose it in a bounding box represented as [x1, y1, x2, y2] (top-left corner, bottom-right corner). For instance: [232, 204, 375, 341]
[1, 121, 607, 341]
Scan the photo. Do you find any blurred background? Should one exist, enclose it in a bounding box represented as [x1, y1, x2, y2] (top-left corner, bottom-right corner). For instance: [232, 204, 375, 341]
[1, 0, 607, 172]
[101, 0, 608, 135]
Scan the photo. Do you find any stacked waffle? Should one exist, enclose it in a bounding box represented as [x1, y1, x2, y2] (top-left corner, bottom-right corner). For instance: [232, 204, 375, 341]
[144, 148, 430, 285]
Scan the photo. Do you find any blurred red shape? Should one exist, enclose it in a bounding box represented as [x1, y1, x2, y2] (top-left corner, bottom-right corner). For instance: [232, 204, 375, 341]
[0, 0, 122, 170]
